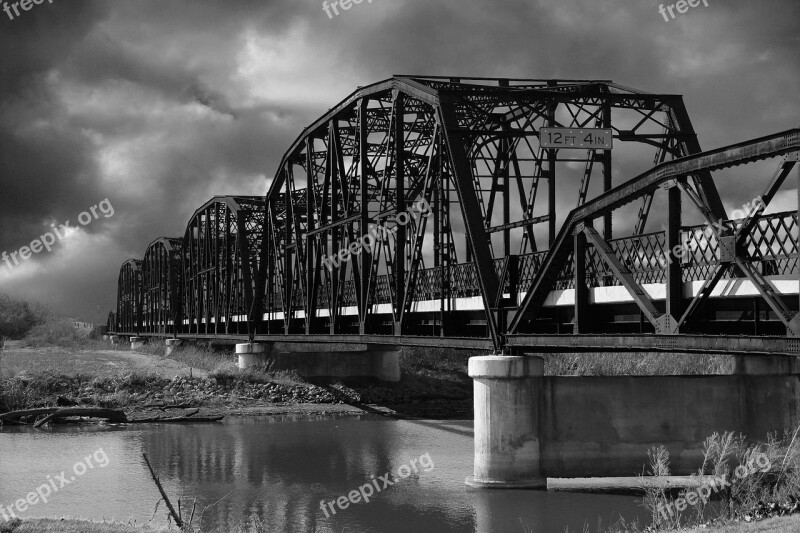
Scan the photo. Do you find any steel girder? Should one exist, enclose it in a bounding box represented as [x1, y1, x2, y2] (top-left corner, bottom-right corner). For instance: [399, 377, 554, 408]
[116, 259, 142, 334]
[181, 196, 266, 336]
[141, 237, 182, 335]
[264, 76, 722, 349]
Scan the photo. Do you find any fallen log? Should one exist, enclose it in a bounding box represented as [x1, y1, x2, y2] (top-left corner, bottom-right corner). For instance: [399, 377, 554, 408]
[0, 408, 59, 424]
[33, 408, 128, 428]
[141, 402, 194, 410]
[128, 412, 224, 424]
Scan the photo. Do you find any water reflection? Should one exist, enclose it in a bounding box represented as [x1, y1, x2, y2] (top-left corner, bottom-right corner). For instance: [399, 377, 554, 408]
[0, 415, 648, 532]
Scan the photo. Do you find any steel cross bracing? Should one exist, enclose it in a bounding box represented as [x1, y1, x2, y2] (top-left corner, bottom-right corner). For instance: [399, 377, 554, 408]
[181, 196, 266, 338]
[142, 237, 182, 335]
[109, 76, 800, 353]
[116, 259, 142, 335]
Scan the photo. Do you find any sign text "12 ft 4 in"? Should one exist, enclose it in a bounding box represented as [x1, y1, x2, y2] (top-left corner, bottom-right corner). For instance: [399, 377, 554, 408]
[539, 128, 613, 150]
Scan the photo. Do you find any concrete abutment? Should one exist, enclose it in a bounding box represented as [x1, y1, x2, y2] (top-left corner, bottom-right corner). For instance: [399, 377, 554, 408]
[467, 353, 800, 487]
[235, 342, 401, 382]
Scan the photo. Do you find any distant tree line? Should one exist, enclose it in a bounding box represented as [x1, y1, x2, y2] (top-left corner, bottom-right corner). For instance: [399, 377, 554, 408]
[0, 294, 49, 338]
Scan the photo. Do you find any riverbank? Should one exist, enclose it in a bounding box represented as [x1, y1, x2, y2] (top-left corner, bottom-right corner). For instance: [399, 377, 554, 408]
[0, 338, 475, 423]
[5, 513, 800, 533]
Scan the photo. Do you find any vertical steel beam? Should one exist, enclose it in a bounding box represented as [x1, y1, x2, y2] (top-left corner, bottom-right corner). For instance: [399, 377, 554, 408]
[328, 121, 340, 335]
[305, 138, 315, 335]
[573, 228, 589, 333]
[393, 93, 406, 335]
[284, 168, 293, 334]
[358, 98, 370, 334]
[666, 185, 682, 323]
[602, 104, 612, 239]
[547, 102, 557, 246]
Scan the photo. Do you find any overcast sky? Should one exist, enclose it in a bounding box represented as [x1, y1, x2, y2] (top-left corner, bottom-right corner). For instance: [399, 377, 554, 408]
[0, 0, 798, 322]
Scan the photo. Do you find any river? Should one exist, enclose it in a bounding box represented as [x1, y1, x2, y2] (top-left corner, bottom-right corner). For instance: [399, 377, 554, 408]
[0, 415, 649, 532]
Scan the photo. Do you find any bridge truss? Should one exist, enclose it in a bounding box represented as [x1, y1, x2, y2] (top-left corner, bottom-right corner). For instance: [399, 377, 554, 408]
[110, 76, 800, 354]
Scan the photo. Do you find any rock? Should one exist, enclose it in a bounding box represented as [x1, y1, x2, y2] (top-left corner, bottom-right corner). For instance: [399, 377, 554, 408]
[56, 396, 78, 407]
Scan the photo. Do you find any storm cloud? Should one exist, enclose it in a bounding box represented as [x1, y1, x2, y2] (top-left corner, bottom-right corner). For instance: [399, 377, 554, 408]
[0, 0, 797, 321]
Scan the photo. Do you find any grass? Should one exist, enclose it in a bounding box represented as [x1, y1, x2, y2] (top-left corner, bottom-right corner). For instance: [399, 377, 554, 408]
[2, 519, 166, 532]
[400, 346, 733, 377]
[634, 427, 800, 531]
[138, 341, 307, 387]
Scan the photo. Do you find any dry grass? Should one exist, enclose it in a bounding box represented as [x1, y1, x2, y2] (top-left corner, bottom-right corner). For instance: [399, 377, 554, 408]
[637, 427, 800, 531]
[2, 518, 165, 532]
[545, 351, 733, 376]
[400, 346, 733, 377]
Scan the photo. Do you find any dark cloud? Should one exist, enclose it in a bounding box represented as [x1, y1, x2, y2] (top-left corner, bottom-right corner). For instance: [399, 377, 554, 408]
[0, 0, 797, 321]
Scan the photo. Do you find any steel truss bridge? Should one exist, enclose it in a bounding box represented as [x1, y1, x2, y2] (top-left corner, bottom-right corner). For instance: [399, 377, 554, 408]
[109, 76, 800, 355]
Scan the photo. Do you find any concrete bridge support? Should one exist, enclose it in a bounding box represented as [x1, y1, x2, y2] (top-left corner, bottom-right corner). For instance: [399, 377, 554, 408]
[165, 338, 182, 357]
[733, 354, 800, 374]
[466, 355, 546, 489]
[467, 354, 800, 487]
[236, 343, 401, 382]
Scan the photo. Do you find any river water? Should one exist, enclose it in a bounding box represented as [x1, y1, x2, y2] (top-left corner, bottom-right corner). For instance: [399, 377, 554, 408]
[0, 415, 649, 532]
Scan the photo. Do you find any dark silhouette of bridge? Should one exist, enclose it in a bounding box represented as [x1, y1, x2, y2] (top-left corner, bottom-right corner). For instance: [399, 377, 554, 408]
[108, 75, 800, 355]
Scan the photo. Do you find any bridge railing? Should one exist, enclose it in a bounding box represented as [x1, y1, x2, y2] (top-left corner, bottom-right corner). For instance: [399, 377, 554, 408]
[261, 210, 798, 317]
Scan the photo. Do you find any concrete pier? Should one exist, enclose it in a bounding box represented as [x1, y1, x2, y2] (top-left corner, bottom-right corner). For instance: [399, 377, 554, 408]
[236, 343, 401, 382]
[165, 338, 182, 357]
[466, 355, 546, 489]
[130, 336, 145, 350]
[733, 354, 800, 374]
[236, 343, 271, 368]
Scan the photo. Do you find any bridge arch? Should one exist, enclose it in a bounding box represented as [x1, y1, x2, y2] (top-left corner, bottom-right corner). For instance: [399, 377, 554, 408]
[141, 237, 183, 334]
[116, 259, 142, 335]
[181, 196, 266, 336]
[263, 75, 721, 346]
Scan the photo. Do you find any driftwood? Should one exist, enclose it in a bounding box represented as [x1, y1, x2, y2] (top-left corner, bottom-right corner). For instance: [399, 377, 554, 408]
[128, 410, 224, 424]
[33, 408, 128, 428]
[0, 408, 59, 423]
[143, 453, 183, 528]
[141, 402, 194, 410]
[3, 406, 222, 428]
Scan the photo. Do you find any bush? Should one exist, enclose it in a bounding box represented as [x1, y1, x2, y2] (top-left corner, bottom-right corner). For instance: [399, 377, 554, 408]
[0, 294, 48, 338]
[24, 317, 82, 348]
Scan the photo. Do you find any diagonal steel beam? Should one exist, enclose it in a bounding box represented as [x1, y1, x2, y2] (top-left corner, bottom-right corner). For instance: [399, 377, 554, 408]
[582, 225, 676, 333]
[438, 95, 501, 348]
[511, 128, 800, 335]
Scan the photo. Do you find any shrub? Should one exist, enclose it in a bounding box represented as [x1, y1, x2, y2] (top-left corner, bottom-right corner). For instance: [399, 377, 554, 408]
[24, 316, 82, 348]
[0, 293, 48, 338]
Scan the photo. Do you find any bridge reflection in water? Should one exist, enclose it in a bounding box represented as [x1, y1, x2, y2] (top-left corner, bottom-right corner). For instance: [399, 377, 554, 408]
[0, 417, 648, 532]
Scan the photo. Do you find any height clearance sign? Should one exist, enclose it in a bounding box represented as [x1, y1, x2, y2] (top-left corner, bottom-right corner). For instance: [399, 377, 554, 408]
[539, 128, 613, 150]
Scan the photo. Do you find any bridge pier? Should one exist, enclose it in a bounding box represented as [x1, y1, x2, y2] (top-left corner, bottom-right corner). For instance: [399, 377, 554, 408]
[165, 338, 182, 357]
[733, 354, 800, 374]
[236, 343, 401, 382]
[466, 355, 546, 489]
[236, 342, 270, 368]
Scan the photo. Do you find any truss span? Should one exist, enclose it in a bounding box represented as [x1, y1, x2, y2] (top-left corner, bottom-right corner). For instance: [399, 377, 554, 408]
[109, 76, 800, 352]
